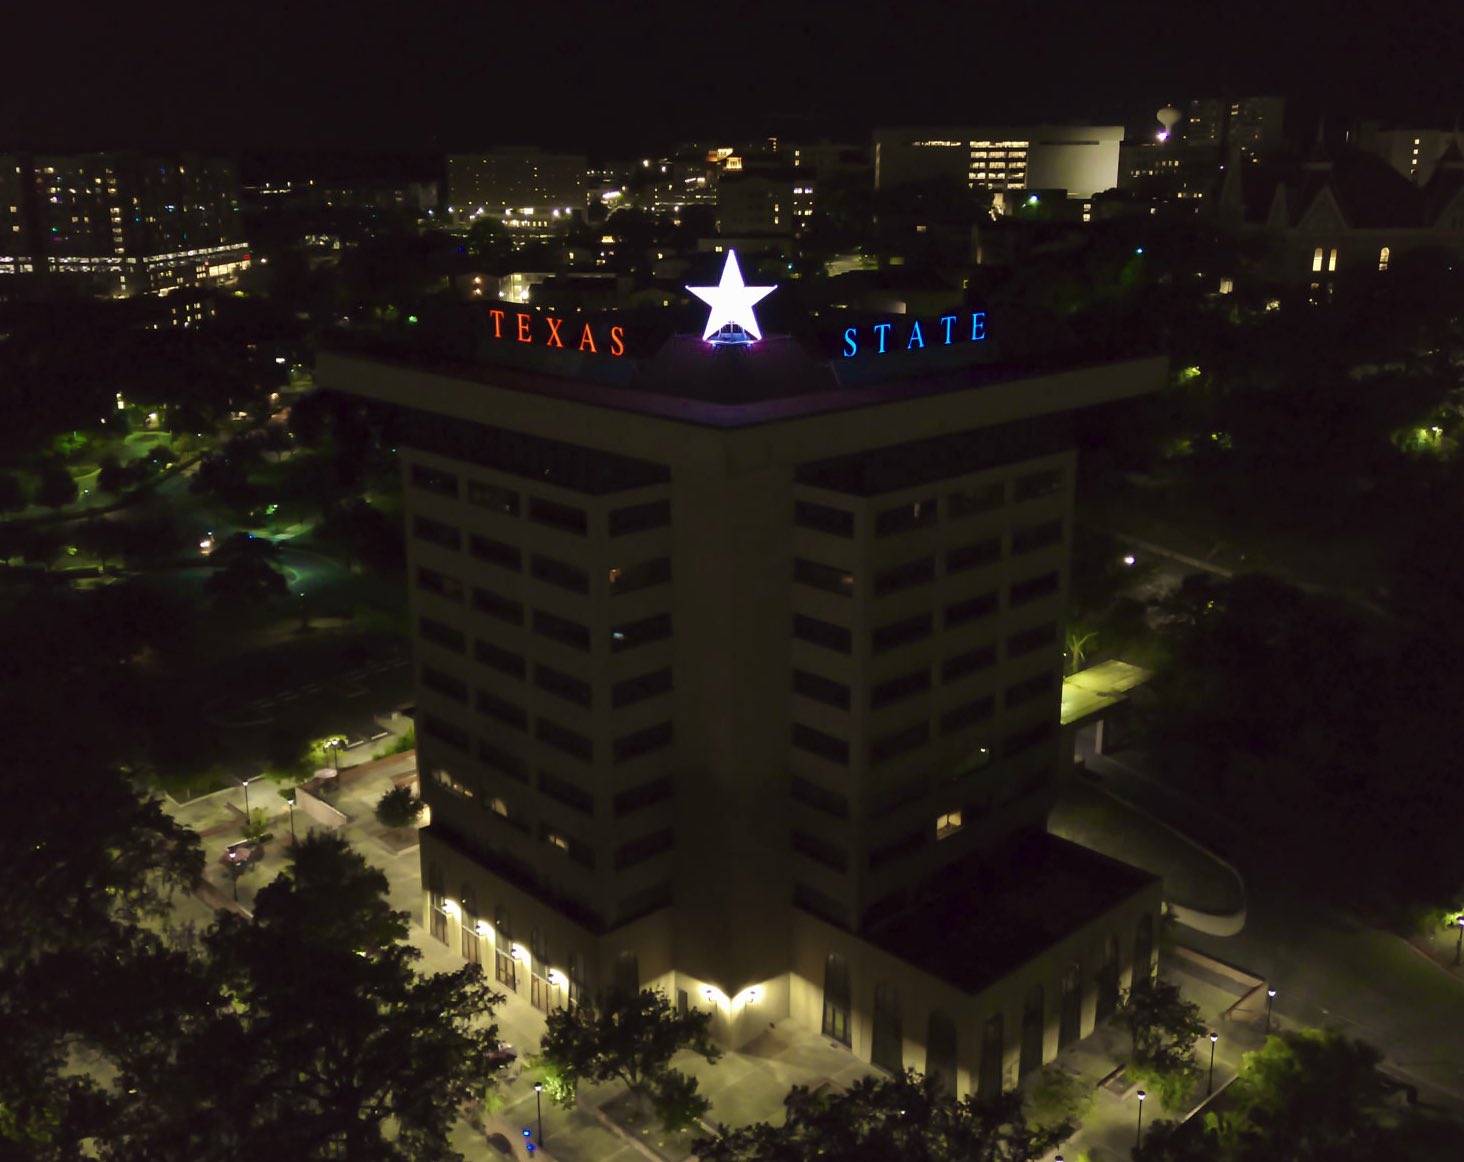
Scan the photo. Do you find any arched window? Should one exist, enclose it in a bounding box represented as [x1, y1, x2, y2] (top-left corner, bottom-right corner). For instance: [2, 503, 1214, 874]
[1378, 246, 1391, 272]
[566, 950, 583, 1009]
[1312, 246, 1324, 272]
[460, 884, 481, 966]
[1327, 247, 1339, 272]
[427, 864, 447, 944]
[926, 1010, 958, 1095]
[612, 951, 639, 998]
[1134, 914, 1155, 984]
[871, 983, 902, 1073]
[978, 1012, 1004, 1098]
[1058, 961, 1082, 1049]
[1020, 983, 1045, 1077]
[1096, 934, 1120, 1022]
[529, 927, 554, 1012]
[821, 954, 851, 1045]
[494, 906, 516, 989]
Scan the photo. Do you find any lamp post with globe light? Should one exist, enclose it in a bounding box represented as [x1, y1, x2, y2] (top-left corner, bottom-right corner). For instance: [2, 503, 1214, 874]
[1135, 1089, 1147, 1148]
[1453, 915, 1463, 966]
[1208, 1032, 1219, 1094]
[1265, 987, 1277, 1033]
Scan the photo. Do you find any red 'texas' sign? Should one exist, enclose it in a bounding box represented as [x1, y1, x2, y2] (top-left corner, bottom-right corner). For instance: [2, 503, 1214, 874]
[487, 308, 626, 357]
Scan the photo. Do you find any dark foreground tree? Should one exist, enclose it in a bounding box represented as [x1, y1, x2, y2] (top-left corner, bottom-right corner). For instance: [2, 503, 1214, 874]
[538, 987, 721, 1131]
[375, 784, 424, 829]
[695, 1070, 1068, 1161]
[109, 835, 503, 1161]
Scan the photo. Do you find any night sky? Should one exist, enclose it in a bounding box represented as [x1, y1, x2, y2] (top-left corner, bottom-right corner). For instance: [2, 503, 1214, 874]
[5, 0, 1463, 157]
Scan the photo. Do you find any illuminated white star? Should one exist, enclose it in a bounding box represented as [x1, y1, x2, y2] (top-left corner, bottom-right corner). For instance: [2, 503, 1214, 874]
[686, 250, 776, 341]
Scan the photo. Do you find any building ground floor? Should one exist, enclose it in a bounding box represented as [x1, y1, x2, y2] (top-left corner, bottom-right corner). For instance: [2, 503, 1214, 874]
[421, 827, 1161, 1099]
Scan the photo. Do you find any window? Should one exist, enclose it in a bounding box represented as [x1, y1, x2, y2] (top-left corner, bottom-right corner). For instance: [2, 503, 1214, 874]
[794, 499, 854, 537]
[1327, 247, 1338, 273]
[614, 829, 673, 869]
[1013, 468, 1062, 502]
[431, 767, 476, 799]
[794, 558, 855, 596]
[531, 554, 589, 594]
[533, 609, 591, 651]
[477, 737, 526, 781]
[871, 668, 931, 709]
[410, 463, 458, 497]
[610, 613, 671, 653]
[613, 722, 673, 764]
[535, 663, 592, 707]
[421, 713, 470, 752]
[476, 689, 527, 731]
[871, 721, 930, 764]
[873, 556, 935, 596]
[875, 497, 937, 536]
[613, 777, 673, 816]
[468, 534, 521, 571]
[1007, 622, 1056, 658]
[421, 665, 468, 704]
[609, 557, 671, 596]
[794, 614, 852, 654]
[947, 537, 1000, 573]
[1378, 246, 1390, 272]
[537, 718, 593, 762]
[466, 479, 518, 515]
[792, 830, 848, 872]
[612, 668, 673, 708]
[872, 613, 932, 653]
[417, 566, 463, 602]
[1006, 671, 1056, 709]
[609, 499, 670, 536]
[942, 695, 996, 734]
[791, 775, 848, 817]
[472, 586, 523, 625]
[793, 669, 851, 709]
[419, 616, 465, 653]
[1011, 519, 1062, 555]
[475, 639, 526, 679]
[1312, 246, 1324, 273]
[528, 496, 588, 535]
[1003, 720, 1055, 758]
[869, 828, 925, 869]
[946, 591, 997, 627]
[935, 809, 964, 840]
[540, 823, 594, 868]
[792, 722, 850, 765]
[1010, 572, 1059, 607]
[943, 644, 996, 682]
[616, 883, 673, 925]
[948, 482, 1004, 519]
[413, 514, 461, 551]
[538, 770, 594, 815]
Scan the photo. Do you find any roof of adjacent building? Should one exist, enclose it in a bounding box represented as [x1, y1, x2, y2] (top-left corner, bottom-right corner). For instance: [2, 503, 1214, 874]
[864, 831, 1159, 994]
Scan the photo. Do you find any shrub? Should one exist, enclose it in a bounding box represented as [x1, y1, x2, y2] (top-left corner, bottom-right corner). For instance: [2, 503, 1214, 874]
[375, 785, 423, 829]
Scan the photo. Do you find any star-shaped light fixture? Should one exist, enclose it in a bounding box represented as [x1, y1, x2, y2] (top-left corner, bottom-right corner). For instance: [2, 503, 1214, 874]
[686, 250, 776, 343]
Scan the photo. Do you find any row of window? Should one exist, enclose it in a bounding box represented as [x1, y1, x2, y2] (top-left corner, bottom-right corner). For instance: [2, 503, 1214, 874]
[790, 574, 1058, 657]
[419, 702, 673, 768]
[430, 758, 673, 824]
[793, 468, 1063, 540]
[412, 514, 673, 598]
[411, 462, 672, 535]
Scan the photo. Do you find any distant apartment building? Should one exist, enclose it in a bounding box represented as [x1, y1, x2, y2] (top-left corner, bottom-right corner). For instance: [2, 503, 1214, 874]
[0, 152, 248, 297]
[1354, 124, 1464, 186]
[873, 127, 1123, 199]
[448, 149, 588, 217]
[317, 294, 1165, 1094]
[717, 165, 806, 236]
[1178, 97, 1286, 157]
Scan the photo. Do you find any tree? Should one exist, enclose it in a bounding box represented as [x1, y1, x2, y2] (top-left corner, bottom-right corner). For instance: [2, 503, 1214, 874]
[96, 455, 133, 494]
[538, 987, 721, 1130]
[1136, 1028, 1457, 1161]
[110, 835, 503, 1161]
[0, 471, 26, 512]
[35, 464, 78, 509]
[204, 552, 288, 604]
[374, 785, 423, 829]
[1118, 977, 1205, 1103]
[696, 1070, 1068, 1161]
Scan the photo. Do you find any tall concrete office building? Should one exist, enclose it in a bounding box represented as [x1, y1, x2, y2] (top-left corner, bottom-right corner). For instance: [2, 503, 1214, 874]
[873, 126, 1124, 199]
[318, 298, 1164, 1096]
[447, 149, 587, 217]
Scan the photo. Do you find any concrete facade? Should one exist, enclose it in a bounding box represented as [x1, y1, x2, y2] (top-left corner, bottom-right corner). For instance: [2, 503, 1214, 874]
[318, 337, 1166, 1093]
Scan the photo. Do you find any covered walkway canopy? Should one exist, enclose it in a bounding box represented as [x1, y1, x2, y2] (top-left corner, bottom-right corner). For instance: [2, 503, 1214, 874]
[1061, 659, 1151, 728]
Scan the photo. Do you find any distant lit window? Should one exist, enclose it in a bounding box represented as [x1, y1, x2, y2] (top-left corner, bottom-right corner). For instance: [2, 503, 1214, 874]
[1218, 277, 1234, 295]
[1378, 246, 1390, 272]
[1327, 247, 1338, 272]
[935, 809, 963, 840]
[1311, 247, 1324, 272]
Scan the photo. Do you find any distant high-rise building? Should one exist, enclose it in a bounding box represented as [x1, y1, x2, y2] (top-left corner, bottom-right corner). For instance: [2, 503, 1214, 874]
[448, 149, 587, 218]
[717, 165, 804, 236]
[1353, 123, 1463, 186]
[873, 127, 1124, 199]
[1178, 97, 1286, 157]
[0, 152, 248, 296]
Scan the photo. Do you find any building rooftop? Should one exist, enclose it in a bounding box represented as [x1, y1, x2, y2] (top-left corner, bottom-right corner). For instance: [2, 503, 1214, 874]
[864, 832, 1158, 994]
[1060, 659, 1152, 727]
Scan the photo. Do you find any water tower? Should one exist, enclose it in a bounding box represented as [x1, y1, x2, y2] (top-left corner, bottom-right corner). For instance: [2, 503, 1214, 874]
[1156, 105, 1182, 143]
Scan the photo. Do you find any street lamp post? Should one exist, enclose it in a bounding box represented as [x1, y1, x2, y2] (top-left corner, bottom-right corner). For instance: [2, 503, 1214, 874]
[1208, 1032, 1219, 1094]
[1453, 916, 1463, 967]
[238, 774, 261, 820]
[287, 799, 297, 845]
[1135, 1089, 1147, 1149]
[1265, 987, 1277, 1034]
[533, 1081, 544, 1145]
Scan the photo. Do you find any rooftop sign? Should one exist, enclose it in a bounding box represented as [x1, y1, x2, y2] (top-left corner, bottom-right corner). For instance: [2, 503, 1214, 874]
[485, 307, 626, 357]
[686, 250, 776, 345]
[840, 311, 987, 358]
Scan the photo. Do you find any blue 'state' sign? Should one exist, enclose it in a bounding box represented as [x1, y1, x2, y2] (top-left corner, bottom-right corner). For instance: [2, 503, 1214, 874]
[840, 311, 987, 357]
